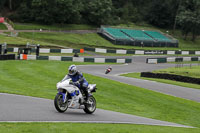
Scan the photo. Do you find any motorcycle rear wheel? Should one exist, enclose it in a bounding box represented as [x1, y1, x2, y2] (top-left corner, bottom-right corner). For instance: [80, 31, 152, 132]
[83, 96, 96, 114]
[54, 93, 68, 113]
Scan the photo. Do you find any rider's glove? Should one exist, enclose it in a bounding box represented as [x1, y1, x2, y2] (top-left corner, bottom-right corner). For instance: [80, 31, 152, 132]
[74, 81, 80, 86]
[69, 80, 74, 85]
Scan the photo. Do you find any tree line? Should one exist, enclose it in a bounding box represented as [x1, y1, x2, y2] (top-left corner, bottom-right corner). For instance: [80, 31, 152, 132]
[0, 0, 199, 41]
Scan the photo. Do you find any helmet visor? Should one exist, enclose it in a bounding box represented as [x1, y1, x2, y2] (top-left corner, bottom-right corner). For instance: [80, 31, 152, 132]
[69, 69, 75, 75]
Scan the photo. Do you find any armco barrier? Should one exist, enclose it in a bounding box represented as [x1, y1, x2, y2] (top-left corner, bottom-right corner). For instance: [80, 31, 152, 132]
[7, 48, 82, 54]
[6, 47, 200, 55]
[146, 57, 200, 64]
[19, 54, 132, 63]
[84, 47, 200, 55]
[141, 72, 200, 85]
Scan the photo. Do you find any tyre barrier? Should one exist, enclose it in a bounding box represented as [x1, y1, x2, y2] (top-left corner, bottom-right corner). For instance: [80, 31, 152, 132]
[141, 72, 200, 85]
[0, 54, 15, 60]
[146, 57, 200, 64]
[19, 54, 132, 64]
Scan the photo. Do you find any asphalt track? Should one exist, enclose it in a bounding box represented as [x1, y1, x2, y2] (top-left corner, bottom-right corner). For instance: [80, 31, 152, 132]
[0, 55, 199, 128]
[78, 56, 200, 102]
[0, 93, 193, 128]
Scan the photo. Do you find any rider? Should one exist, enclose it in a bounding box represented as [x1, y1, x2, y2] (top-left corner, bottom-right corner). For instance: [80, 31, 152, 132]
[61, 65, 89, 102]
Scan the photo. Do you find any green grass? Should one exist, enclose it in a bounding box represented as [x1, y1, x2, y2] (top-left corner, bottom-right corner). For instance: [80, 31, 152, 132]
[153, 65, 200, 78]
[0, 123, 199, 133]
[1, 22, 198, 50]
[121, 72, 200, 90]
[0, 60, 200, 128]
[17, 32, 200, 50]
[14, 23, 97, 30]
[0, 23, 7, 30]
[18, 32, 118, 49]
[0, 34, 66, 48]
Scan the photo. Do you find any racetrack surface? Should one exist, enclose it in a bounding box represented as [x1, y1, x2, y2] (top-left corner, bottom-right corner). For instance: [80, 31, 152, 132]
[78, 56, 200, 102]
[0, 93, 193, 128]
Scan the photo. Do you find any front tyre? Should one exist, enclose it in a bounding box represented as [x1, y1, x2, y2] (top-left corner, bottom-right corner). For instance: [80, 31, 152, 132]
[54, 93, 68, 113]
[83, 96, 96, 114]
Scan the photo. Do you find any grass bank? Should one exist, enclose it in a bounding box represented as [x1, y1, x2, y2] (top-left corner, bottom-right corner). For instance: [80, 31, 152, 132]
[0, 34, 58, 46]
[121, 65, 200, 90]
[1, 22, 199, 50]
[17, 32, 200, 50]
[14, 23, 97, 30]
[0, 123, 199, 133]
[153, 65, 200, 78]
[0, 60, 200, 128]
[0, 23, 7, 30]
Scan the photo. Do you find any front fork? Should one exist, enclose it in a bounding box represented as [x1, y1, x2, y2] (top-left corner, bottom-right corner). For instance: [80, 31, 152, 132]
[58, 92, 67, 103]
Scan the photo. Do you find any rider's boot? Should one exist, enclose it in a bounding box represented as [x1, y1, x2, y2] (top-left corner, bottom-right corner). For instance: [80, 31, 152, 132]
[83, 88, 90, 104]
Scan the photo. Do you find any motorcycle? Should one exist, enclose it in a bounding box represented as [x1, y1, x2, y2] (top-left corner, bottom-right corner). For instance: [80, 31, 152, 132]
[54, 78, 97, 114]
[105, 66, 112, 74]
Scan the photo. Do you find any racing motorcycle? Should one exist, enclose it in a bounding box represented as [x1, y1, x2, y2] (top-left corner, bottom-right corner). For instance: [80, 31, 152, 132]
[105, 66, 112, 74]
[54, 78, 97, 114]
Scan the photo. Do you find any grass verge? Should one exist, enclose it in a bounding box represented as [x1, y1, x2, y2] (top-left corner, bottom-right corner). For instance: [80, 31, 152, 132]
[14, 23, 97, 30]
[0, 123, 199, 133]
[0, 34, 58, 46]
[0, 60, 200, 128]
[153, 65, 200, 78]
[121, 72, 200, 90]
[17, 32, 200, 50]
[0, 23, 7, 30]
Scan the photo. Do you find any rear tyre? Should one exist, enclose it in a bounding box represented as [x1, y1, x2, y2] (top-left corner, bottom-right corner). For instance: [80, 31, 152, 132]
[83, 96, 96, 114]
[54, 93, 68, 113]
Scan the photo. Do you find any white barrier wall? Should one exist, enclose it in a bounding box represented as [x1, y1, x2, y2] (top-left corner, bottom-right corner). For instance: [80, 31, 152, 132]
[94, 58, 105, 63]
[117, 59, 125, 63]
[195, 51, 200, 55]
[148, 59, 157, 64]
[73, 57, 84, 62]
[20, 54, 23, 60]
[40, 49, 50, 53]
[135, 50, 144, 55]
[61, 49, 73, 53]
[116, 50, 127, 54]
[13, 48, 19, 53]
[167, 51, 175, 55]
[27, 55, 36, 60]
[182, 51, 189, 55]
[49, 56, 61, 61]
[95, 48, 107, 53]
[183, 57, 191, 61]
[167, 57, 176, 62]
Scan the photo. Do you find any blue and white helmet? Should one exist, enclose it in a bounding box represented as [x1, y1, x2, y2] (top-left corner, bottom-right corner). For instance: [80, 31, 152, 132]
[68, 65, 77, 75]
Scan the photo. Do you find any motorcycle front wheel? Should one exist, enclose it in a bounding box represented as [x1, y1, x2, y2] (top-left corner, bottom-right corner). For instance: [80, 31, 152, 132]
[83, 96, 96, 114]
[54, 93, 68, 113]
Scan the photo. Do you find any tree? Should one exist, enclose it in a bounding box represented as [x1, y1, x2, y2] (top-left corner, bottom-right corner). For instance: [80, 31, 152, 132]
[177, 0, 200, 41]
[54, 0, 83, 24]
[145, 0, 177, 28]
[82, 0, 113, 25]
[0, 0, 6, 13]
[18, 0, 83, 24]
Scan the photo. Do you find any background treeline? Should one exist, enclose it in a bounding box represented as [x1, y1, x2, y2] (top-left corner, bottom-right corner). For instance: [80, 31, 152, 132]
[0, 0, 200, 40]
